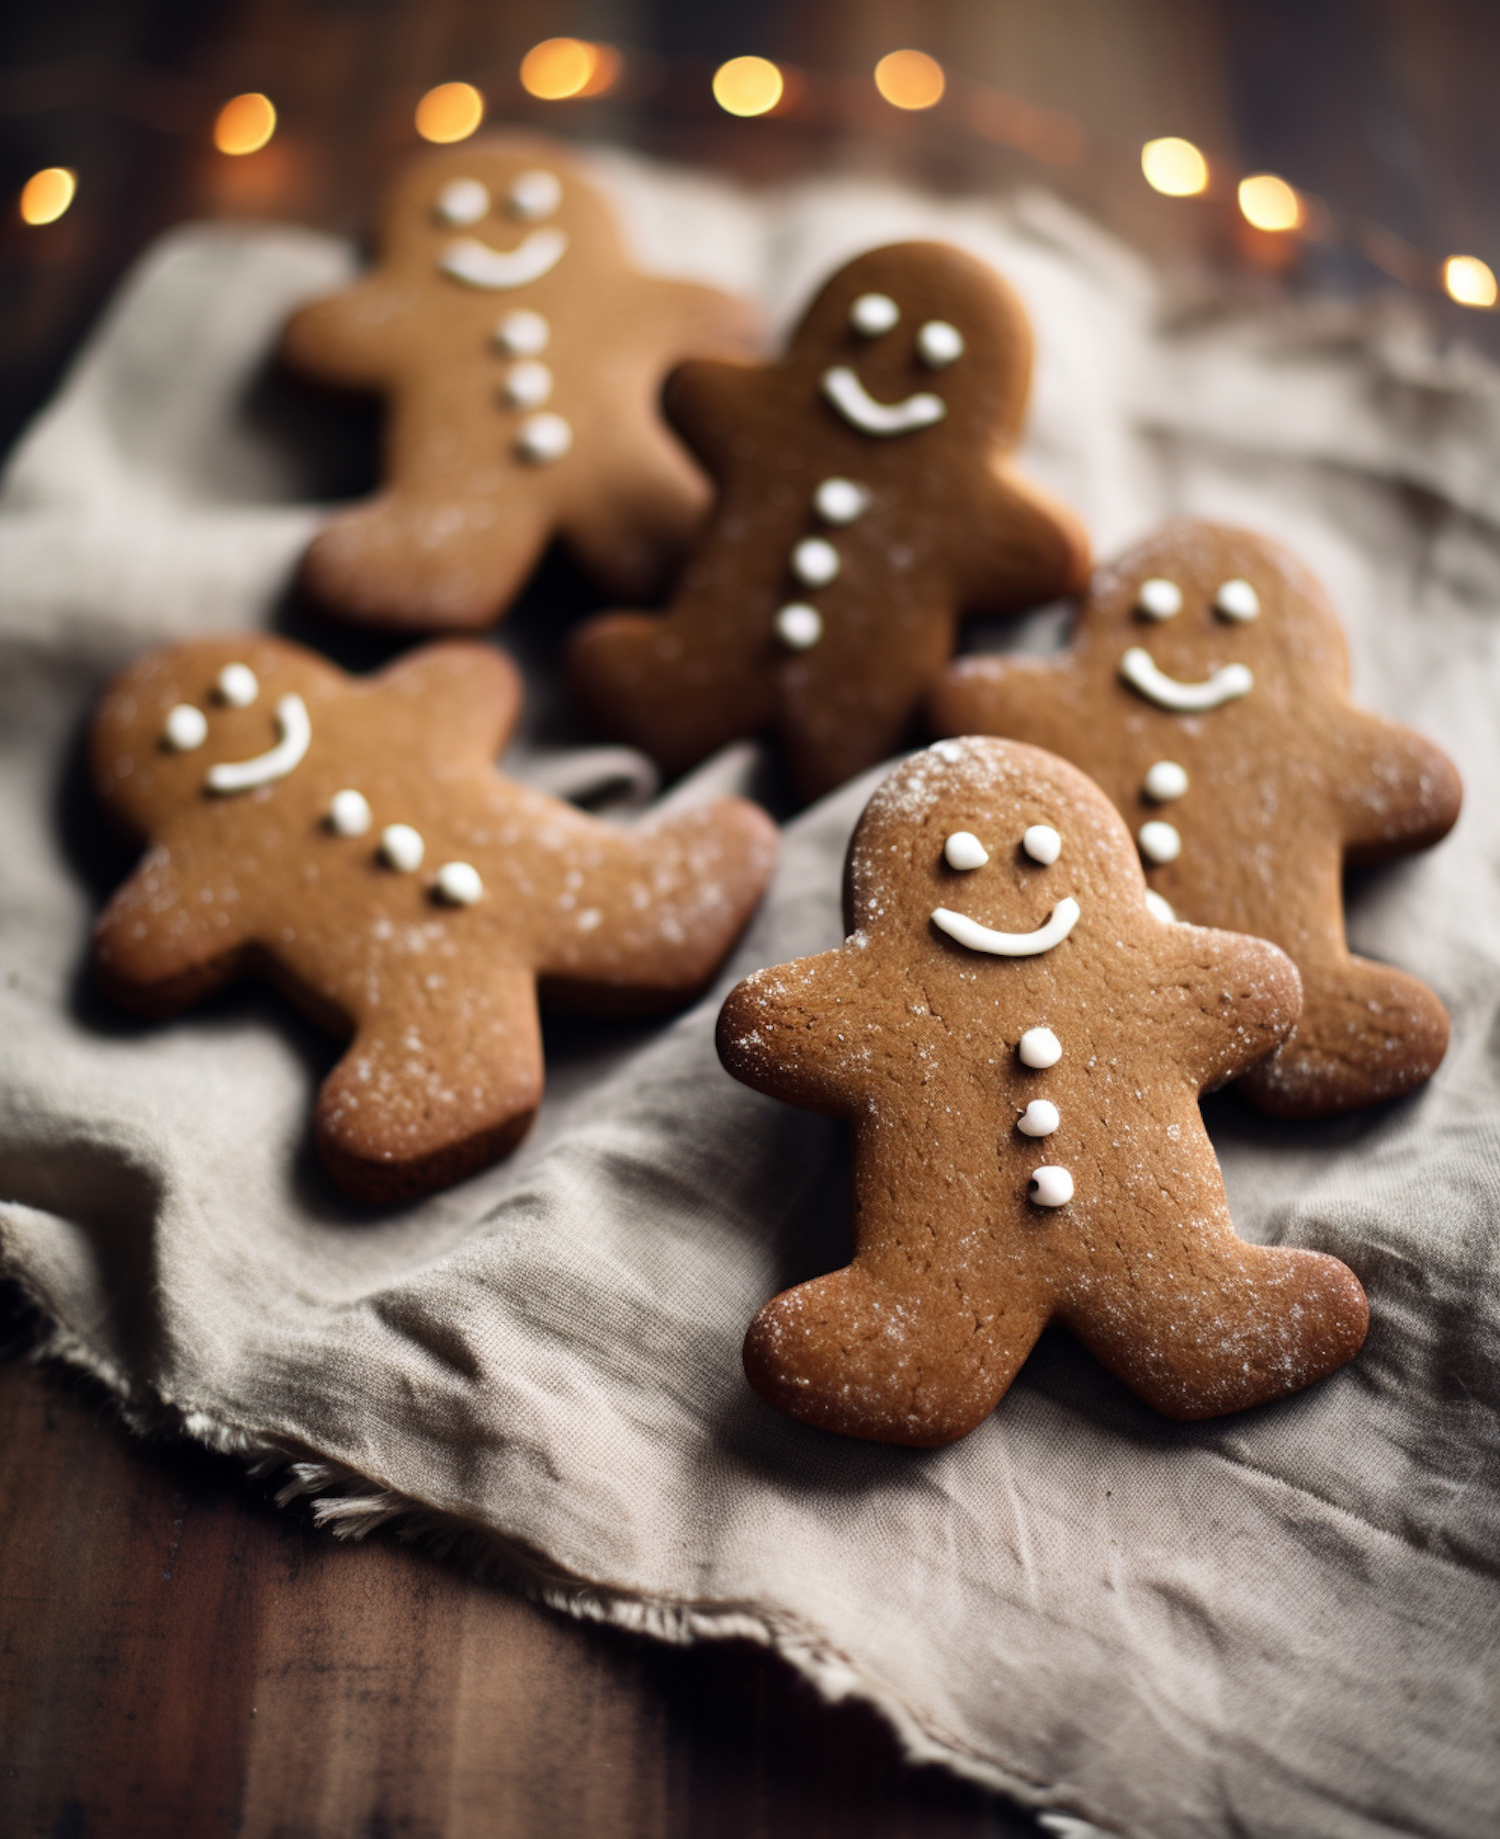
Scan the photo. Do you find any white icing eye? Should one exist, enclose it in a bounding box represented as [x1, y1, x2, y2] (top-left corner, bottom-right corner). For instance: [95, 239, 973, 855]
[1029, 1165, 1074, 1207]
[435, 861, 483, 905]
[508, 169, 561, 220]
[1215, 578, 1261, 622]
[944, 831, 989, 871]
[435, 177, 491, 226]
[328, 789, 372, 837]
[1018, 1100, 1060, 1138]
[1144, 889, 1177, 924]
[1022, 825, 1061, 865]
[791, 537, 840, 587]
[215, 662, 259, 708]
[849, 293, 899, 336]
[163, 704, 207, 751]
[1137, 577, 1182, 620]
[1018, 1026, 1062, 1069]
[494, 308, 549, 356]
[515, 412, 572, 464]
[502, 360, 553, 408]
[774, 604, 823, 650]
[814, 477, 871, 525]
[917, 320, 964, 368]
[1138, 820, 1182, 864]
[380, 823, 425, 873]
[1143, 760, 1188, 802]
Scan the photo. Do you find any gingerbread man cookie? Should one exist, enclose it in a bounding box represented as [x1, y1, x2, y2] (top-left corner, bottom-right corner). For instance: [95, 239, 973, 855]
[931, 522, 1462, 1117]
[280, 135, 759, 631]
[566, 242, 1090, 802]
[717, 738, 1368, 1446]
[93, 635, 777, 1201]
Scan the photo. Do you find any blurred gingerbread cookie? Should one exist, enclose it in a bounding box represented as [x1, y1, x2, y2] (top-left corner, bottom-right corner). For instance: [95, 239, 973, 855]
[717, 737, 1368, 1446]
[567, 242, 1089, 801]
[931, 521, 1462, 1116]
[281, 134, 758, 631]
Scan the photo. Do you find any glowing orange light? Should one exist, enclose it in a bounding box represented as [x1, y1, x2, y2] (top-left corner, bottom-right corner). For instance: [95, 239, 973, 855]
[711, 56, 784, 117]
[214, 93, 277, 157]
[519, 38, 616, 101]
[1443, 254, 1497, 309]
[20, 167, 76, 225]
[415, 82, 484, 143]
[874, 49, 945, 111]
[1141, 136, 1208, 197]
[1238, 173, 1301, 233]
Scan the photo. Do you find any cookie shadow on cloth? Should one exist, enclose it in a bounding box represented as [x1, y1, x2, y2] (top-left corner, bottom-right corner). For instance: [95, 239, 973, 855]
[240, 347, 382, 510]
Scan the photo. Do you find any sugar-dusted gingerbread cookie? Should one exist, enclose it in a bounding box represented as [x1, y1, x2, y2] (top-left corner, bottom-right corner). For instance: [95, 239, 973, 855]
[280, 134, 759, 631]
[717, 737, 1369, 1446]
[93, 635, 777, 1201]
[566, 242, 1090, 802]
[931, 521, 1463, 1118]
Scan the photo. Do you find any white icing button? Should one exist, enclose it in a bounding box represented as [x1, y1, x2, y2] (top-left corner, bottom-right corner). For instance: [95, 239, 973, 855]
[1023, 824, 1061, 866]
[774, 604, 823, 651]
[502, 360, 553, 408]
[791, 537, 840, 587]
[814, 477, 871, 525]
[1143, 760, 1189, 802]
[1138, 820, 1182, 864]
[917, 320, 964, 367]
[494, 308, 549, 355]
[1018, 1027, 1062, 1069]
[435, 861, 483, 905]
[1137, 577, 1183, 620]
[1215, 577, 1261, 622]
[1145, 890, 1177, 925]
[380, 824, 425, 873]
[435, 177, 490, 226]
[516, 412, 572, 464]
[944, 831, 989, 871]
[1018, 1100, 1060, 1138]
[216, 662, 259, 708]
[163, 704, 207, 751]
[1029, 1166, 1074, 1208]
[328, 789, 372, 837]
[849, 292, 899, 335]
[508, 168, 562, 220]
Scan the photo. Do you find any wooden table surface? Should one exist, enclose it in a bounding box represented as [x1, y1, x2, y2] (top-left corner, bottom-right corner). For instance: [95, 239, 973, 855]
[4, 3, 1499, 1834]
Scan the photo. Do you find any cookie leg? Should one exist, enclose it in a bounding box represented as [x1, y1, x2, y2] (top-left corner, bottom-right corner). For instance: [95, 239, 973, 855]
[1062, 1239, 1368, 1421]
[1239, 953, 1449, 1117]
[743, 1265, 1050, 1447]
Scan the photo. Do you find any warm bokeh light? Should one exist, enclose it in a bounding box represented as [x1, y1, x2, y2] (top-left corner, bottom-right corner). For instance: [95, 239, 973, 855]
[1443, 254, 1497, 309]
[19, 167, 76, 225]
[214, 93, 277, 157]
[1238, 173, 1301, 233]
[874, 49, 945, 111]
[712, 56, 784, 118]
[520, 38, 620, 101]
[415, 82, 484, 143]
[1141, 136, 1208, 197]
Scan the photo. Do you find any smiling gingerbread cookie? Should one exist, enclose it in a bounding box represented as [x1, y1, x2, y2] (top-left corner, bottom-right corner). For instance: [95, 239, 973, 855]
[92, 634, 777, 1201]
[717, 737, 1368, 1446]
[566, 242, 1090, 802]
[931, 521, 1463, 1117]
[281, 135, 759, 631]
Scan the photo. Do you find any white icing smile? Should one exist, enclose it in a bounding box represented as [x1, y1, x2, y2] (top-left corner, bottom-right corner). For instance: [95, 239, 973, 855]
[931, 897, 1080, 957]
[441, 227, 568, 289]
[821, 366, 945, 437]
[1119, 646, 1253, 713]
[206, 694, 311, 794]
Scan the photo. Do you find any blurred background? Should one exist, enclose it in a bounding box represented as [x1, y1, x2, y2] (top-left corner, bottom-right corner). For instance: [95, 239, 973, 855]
[5, 0, 1500, 458]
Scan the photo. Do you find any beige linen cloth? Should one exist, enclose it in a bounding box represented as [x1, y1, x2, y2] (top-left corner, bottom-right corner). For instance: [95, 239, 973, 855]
[2, 149, 1498, 1839]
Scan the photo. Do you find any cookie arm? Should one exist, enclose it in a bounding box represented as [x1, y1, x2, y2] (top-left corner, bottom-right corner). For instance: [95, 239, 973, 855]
[928, 651, 1086, 752]
[1336, 710, 1462, 864]
[94, 846, 252, 1015]
[954, 468, 1092, 617]
[661, 359, 766, 475]
[717, 945, 886, 1117]
[1152, 924, 1303, 1092]
[371, 642, 523, 763]
[280, 281, 413, 390]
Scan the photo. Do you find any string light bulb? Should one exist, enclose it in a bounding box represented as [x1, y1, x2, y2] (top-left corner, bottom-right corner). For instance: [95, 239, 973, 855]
[1443, 254, 1497, 309]
[874, 49, 945, 111]
[520, 39, 619, 100]
[1141, 136, 1208, 197]
[20, 167, 76, 225]
[415, 82, 484, 143]
[712, 56, 784, 117]
[1238, 173, 1301, 233]
[214, 93, 277, 157]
